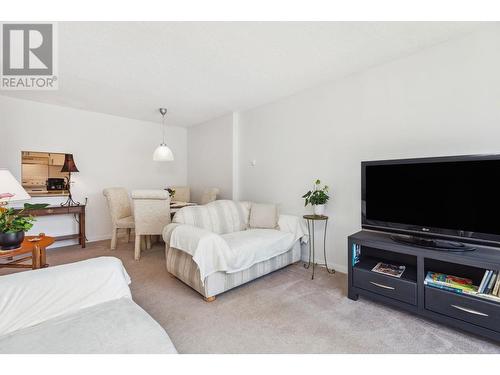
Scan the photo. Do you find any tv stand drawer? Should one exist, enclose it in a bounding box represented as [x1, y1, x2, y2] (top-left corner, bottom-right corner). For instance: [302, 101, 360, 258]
[425, 287, 500, 333]
[353, 267, 417, 305]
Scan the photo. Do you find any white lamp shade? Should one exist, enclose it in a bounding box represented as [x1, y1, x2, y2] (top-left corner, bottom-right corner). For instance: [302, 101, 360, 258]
[0, 169, 31, 203]
[153, 144, 174, 161]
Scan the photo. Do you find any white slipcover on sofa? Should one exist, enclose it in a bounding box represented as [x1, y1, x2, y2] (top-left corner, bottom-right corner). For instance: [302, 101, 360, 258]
[162, 200, 307, 301]
[0, 257, 177, 354]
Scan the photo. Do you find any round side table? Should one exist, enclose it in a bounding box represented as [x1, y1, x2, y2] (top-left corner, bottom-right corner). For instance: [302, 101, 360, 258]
[303, 215, 335, 280]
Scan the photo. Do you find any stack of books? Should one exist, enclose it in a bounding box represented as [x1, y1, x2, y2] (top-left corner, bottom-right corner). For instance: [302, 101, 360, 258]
[477, 270, 500, 302]
[425, 270, 500, 303]
[424, 272, 478, 295]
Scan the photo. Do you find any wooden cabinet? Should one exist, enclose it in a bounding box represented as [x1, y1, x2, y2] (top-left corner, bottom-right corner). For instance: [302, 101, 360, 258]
[348, 230, 500, 342]
[49, 153, 66, 166]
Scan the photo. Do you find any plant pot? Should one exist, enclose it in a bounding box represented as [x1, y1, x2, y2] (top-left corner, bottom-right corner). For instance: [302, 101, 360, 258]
[313, 204, 326, 216]
[0, 231, 25, 250]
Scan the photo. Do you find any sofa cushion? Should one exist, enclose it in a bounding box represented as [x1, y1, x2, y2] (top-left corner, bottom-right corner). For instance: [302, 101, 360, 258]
[0, 298, 177, 354]
[249, 203, 279, 229]
[221, 229, 295, 272]
[173, 200, 251, 235]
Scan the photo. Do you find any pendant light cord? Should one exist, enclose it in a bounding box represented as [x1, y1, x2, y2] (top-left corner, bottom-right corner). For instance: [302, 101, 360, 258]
[161, 113, 166, 144]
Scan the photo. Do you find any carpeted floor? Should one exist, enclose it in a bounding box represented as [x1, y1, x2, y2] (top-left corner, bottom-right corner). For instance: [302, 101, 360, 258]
[2, 239, 499, 353]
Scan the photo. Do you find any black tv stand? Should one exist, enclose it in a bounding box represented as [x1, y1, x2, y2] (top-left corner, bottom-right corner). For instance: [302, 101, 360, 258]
[390, 234, 476, 252]
[348, 230, 500, 342]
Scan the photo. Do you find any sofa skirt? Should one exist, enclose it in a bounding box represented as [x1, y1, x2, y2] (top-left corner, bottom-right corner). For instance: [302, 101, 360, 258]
[165, 241, 301, 298]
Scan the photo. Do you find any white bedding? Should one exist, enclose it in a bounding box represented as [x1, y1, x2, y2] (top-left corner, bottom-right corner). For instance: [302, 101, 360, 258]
[0, 256, 132, 336]
[0, 298, 177, 354]
[169, 214, 307, 280]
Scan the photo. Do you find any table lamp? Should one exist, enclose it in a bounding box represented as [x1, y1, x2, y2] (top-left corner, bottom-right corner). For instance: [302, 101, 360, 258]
[0, 169, 31, 207]
[60, 154, 80, 207]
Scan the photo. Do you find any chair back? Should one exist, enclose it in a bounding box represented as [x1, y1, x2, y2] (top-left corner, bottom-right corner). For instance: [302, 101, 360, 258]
[201, 187, 220, 205]
[103, 187, 132, 224]
[132, 190, 171, 235]
[170, 186, 190, 203]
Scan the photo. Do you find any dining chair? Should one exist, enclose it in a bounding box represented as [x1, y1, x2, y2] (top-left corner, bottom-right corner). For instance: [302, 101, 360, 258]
[200, 187, 220, 205]
[131, 190, 171, 261]
[103, 187, 134, 250]
[170, 186, 190, 203]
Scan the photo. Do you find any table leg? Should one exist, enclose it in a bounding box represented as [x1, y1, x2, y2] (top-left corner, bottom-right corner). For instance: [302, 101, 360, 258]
[40, 246, 48, 268]
[311, 220, 315, 280]
[32, 245, 41, 269]
[323, 219, 335, 274]
[304, 219, 312, 270]
[80, 211, 86, 248]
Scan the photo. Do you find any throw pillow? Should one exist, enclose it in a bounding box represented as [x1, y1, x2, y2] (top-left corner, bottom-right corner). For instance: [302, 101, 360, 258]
[249, 203, 279, 229]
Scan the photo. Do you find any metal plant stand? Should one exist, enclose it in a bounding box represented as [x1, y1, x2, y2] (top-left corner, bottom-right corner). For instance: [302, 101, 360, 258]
[303, 214, 335, 279]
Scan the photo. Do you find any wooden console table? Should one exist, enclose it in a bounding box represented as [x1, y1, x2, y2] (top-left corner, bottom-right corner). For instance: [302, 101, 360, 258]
[13, 205, 86, 248]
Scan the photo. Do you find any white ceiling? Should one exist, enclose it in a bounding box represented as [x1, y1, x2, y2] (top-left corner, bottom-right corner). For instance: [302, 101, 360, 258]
[1, 22, 488, 126]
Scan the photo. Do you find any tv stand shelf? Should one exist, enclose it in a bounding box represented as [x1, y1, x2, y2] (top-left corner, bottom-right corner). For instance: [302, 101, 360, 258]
[348, 231, 500, 342]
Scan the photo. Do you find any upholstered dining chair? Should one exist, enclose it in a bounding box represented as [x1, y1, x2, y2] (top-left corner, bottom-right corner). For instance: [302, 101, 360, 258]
[170, 186, 190, 203]
[103, 187, 134, 250]
[131, 190, 171, 261]
[200, 187, 220, 205]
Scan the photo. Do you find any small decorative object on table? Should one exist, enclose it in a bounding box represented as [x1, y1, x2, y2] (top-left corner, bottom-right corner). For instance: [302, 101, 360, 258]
[60, 153, 80, 207]
[303, 214, 335, 280]
[302, 179, 330, 216]
[166, 187, 176, 198]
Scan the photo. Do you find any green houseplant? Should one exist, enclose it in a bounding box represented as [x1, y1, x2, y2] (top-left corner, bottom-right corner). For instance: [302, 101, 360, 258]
[0, 203, 49, 250]
[302, 179, 330, 216]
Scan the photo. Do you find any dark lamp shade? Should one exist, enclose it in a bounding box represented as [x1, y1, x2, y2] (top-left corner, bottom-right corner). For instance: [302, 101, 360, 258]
[61, 154, 79, 173]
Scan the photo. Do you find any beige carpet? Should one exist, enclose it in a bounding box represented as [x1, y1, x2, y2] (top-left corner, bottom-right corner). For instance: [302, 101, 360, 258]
[1, 239, 499, 353]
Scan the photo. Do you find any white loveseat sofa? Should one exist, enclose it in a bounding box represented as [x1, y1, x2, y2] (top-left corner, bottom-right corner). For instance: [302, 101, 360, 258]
[0, 257, 177, 354]
[163, 200, 306, 301]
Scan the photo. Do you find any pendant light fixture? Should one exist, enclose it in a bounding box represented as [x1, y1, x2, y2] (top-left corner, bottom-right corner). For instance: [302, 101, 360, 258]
[153, 107, 174, 161]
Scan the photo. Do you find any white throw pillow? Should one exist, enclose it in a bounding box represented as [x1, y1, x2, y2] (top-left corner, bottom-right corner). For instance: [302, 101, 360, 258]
[249, 203, 279, 229]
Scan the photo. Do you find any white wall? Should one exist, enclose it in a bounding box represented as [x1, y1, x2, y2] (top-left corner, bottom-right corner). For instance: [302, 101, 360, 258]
[237, 26, 500, 272]
[1, 95, 187, 246]
[187, 114, 234, 202]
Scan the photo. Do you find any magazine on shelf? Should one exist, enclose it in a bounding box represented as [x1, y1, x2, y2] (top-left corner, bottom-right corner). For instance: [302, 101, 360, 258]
[371, 262, 405, 278]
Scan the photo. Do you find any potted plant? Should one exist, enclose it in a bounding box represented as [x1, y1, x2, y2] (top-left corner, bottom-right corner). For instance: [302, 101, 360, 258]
[0, 203, 49, 250]
[166, 188, 176, 198]
[302, 179, 330, 216]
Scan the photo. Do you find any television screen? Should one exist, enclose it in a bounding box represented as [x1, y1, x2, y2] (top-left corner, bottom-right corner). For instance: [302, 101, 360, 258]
[362, 155, 500, 244]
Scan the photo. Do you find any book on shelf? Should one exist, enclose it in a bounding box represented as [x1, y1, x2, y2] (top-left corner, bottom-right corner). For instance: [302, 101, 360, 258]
[478, 270, 500, 295]
[371, 262, 406, 278]
[476, 292, 500, 302]
[493, 273, 500, 297]
[424, 272, 478, 294]
[486, 271, 498, 295]
[478, 270, 490, 294]
[425, 270, 500, 303]
[352, 243, 360, 266]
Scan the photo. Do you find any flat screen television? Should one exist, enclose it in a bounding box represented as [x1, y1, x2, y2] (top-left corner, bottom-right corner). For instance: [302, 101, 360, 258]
[362, 154, 500, 247]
